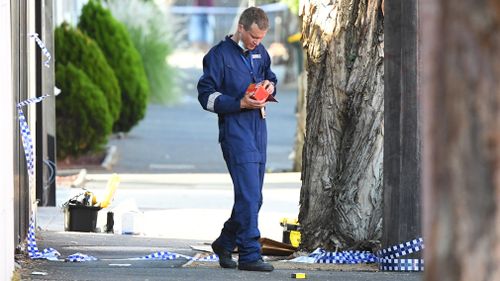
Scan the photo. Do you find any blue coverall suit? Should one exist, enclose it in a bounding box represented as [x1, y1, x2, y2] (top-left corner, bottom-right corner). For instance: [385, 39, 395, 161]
[197, 35, 277, 263]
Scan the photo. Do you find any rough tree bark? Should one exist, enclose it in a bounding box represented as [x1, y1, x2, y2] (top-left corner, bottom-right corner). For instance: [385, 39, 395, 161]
[421, 0, 500, 280]
[298, 0, 384, 250]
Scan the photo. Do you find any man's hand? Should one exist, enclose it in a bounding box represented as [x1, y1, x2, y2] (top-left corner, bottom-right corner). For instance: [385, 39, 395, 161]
[240, 88, 267, 109]
[261, 80, 275, 94]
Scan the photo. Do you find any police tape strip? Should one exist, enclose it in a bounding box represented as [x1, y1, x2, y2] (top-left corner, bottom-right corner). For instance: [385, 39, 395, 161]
[66, 253, 98, 262]
[21, 95, 57, 261]
[315, 250, 378, 264]
[378, 258, 424, 272]
[129, 252, 219, 262]
[376, 237, 424, 271]
[377, 237, 424, 259]
[27, 215, 61, 261]
[27, 216, 220, 262]
[29, 33, 51, 67]
[131, 251, 193, 261]
[305, 237, 424, 271]
[17, 95, 51, 179]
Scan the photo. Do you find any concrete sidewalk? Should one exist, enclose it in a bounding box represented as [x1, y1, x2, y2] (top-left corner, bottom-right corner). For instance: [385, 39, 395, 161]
[19, 230, 422, 281]
[43, 172, 303, 241]
[18, 172, 423, 280]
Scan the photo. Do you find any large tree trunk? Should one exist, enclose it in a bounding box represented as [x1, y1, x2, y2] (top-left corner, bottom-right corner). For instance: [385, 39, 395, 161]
[298, 0, 384, 250]
[421, 0, 500, 280]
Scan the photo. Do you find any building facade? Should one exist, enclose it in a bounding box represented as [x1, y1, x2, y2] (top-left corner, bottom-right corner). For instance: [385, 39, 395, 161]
[1, 0, 55, 279]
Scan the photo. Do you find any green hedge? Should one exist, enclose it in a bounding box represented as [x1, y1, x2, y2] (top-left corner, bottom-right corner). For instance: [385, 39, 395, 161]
[78, 0, 149, 133]
[54, 22, 121, 123]
[55, 63, 113, 159]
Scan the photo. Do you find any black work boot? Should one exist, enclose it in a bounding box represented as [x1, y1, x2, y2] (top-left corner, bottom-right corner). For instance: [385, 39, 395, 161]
[238, 259, 274, 272]
[211, 241, 237, 269]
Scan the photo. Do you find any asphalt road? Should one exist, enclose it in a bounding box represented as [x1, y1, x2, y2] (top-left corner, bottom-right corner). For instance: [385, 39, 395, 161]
[108, 66, 298, 174]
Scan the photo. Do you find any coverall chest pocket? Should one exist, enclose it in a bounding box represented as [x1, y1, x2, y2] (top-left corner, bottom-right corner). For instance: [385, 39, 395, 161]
[224, 64, 250, 95]
[253, 60, 264, 81]
[224, 64, 251, 81]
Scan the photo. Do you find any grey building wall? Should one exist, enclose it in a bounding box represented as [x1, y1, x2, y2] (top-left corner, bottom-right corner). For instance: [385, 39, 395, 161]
[1, 1, 16, 279]
[36, 0, 56, 207]
[12, 0, 32, 249]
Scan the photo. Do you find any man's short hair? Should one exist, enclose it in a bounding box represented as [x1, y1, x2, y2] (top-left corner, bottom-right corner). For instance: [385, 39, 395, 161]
[239, 7, 269, 31]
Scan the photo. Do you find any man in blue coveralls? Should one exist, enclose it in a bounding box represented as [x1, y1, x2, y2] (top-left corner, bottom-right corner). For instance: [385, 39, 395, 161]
[197, 7, 277, 272]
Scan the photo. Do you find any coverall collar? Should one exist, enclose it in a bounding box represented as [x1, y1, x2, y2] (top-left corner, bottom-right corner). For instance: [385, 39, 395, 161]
[226, 35, 252, 56]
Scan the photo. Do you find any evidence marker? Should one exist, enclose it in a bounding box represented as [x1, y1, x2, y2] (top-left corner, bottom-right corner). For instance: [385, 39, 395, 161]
[291, 272, 307, 279]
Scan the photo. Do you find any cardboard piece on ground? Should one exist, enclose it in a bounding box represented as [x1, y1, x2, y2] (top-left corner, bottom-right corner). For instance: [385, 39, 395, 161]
[190, 244, 213, 253]
[192, 238, 296, 256]
[259, 237, 297, 256]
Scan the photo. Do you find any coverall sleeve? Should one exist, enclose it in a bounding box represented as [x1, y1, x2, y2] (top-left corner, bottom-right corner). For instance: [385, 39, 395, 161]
[197, 50, 241, 114]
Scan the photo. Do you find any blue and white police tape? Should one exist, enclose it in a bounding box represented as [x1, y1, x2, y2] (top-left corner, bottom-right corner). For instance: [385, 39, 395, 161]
[290, 237, 424, 272]
[27, 216, 61, 261]
[377, 237, 424, 259]
[64, 251, 218, 263]
[65, 252, 219, 263]
[27, 214, 218, 263]
[29, 33, 51, 67]
[130, 251, 218, 262]
[377, 237, 424, 271]
[314, 249, 378, 264]
[66, 253, 98, 262]
[17, 95, 51, 178]
[130, 251, 193, 261]
[293, 248, 377, 264]
[26, 211, 97, 263]
[195, 254, 219, 262]
[27, 215, 218, 263]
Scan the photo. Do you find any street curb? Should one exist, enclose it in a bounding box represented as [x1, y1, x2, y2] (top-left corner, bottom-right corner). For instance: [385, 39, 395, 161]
[101, 145, 117, 170]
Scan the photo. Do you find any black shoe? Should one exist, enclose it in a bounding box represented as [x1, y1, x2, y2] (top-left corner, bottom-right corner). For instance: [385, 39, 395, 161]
[238, 259, 274, 272]
[211, 241, 237, 269]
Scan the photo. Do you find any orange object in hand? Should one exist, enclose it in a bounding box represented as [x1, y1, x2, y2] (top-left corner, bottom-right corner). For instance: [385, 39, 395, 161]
[246, 83, 278, 103]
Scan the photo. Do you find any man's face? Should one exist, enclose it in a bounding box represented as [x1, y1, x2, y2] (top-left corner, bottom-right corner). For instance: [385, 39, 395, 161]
[238, 23, 267, 50]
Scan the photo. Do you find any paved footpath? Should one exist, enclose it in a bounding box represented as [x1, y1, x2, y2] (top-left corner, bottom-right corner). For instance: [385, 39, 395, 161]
[19, 230, 422, 281]
[22, 172, 422, 281]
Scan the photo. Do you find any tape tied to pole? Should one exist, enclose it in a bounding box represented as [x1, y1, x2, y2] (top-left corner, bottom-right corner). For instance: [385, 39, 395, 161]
[377, 237, 424, 271]
[17, 95, 51, 179]
[29, 33, 51, 67]
[27, 215, 61, 261]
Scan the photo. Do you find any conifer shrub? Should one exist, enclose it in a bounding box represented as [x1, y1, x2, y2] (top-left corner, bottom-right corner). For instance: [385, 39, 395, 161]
[78, 0, 150, 133]
[54, 22, 121, 123]
[55, 63, 113, 159]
